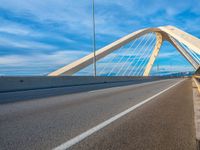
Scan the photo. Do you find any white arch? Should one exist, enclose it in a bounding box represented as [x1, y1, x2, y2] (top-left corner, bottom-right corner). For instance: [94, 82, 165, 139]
[48, 26, 200, 76]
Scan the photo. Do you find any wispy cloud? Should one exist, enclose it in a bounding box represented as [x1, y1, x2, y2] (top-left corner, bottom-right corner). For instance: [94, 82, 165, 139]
[0, 50, 89, 75]
[0, 36, 57, 49]
[0, 25, 30, 35]
[0, 50, 88, 66]
[0, 0, 199, 75]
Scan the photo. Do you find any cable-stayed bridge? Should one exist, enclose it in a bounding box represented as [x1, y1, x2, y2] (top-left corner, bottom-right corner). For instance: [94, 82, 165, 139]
[49, 25, 200, 76]
[1, 26, 200, 150]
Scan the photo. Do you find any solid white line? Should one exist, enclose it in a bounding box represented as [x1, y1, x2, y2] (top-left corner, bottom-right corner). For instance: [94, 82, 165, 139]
[87, 78, 177, 94]
[53, 79, 185, 150]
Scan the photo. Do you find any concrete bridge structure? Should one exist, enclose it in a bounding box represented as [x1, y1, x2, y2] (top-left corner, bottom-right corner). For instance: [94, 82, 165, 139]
[49, 26, 200, 76]
[1, 26, 200, 150]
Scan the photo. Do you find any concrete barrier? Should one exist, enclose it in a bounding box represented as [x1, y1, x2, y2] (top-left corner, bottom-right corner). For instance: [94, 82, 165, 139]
[0, 76, 171, 93]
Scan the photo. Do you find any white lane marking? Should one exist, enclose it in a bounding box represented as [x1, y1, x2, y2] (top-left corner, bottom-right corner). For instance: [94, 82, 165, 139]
[87, 78, 178, 94]
[53, 79, 185, 150]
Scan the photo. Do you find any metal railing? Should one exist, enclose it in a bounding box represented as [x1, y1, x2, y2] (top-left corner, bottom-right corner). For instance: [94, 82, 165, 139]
[193, 75, 200, 93]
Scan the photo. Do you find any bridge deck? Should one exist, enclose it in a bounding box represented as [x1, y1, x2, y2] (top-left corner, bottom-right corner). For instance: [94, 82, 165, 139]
[71, 79, 196, 150]
[0, 78, 196, 150]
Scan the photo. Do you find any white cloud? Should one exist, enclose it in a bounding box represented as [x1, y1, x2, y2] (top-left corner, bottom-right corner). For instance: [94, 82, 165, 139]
[0, 0, 199, 75]
[0, 18, 75, 43]
[157, 51, 179, 58]
[0, 55, 26, 66]
[0, 18, 42, 36]
[0, 25, 30, 35]
[0, 0, 199, 31]
[0, 49, 90, 75]
[0, 0, 199, 40]
[0, 36, 57, 49]
[0, 50, 89, 67]
[0, 0, 127, 37]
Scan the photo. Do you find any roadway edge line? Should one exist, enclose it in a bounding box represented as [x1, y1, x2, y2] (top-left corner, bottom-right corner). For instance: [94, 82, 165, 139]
[53, 79, 185, 150]
[87, 78, 178, 93]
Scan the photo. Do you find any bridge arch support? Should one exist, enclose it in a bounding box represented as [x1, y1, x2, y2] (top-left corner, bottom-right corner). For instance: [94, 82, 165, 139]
[49, 26, 200, 76]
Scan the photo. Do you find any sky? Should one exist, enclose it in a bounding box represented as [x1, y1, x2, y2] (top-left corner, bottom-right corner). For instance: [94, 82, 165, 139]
[0, 0, 200, 76]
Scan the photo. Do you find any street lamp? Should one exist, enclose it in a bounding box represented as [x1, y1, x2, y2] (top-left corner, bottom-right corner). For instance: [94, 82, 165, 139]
[92, 0, 97, 76]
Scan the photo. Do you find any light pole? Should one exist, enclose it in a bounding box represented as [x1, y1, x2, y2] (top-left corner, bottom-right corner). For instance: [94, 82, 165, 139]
[92, 0, 97, 76]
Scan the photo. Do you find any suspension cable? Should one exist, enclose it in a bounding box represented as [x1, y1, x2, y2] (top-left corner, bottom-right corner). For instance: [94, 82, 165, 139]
[137, 37, 157, 76]
[98, 46, 124, 76]
[130, 34, 155, 76]
[107, 39, 137, 76]
[180, 43, 200, 63]
[115, 38, 139, 76]
[127, 33, 153, 76]
[121, 34, 148, 76]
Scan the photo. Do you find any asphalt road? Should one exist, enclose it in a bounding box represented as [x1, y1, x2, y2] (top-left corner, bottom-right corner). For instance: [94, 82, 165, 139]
[0, 78, 196, 150]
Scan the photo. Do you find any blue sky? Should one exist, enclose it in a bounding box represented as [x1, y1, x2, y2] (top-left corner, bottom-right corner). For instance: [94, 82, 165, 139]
[0, 0, 200, 75]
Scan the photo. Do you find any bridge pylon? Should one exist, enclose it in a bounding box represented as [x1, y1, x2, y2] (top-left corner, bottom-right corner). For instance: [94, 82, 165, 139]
[49, 26, 200, 76]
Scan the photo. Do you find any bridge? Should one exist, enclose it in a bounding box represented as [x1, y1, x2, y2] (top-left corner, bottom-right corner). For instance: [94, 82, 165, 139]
[1, 26, 200, 150]
[49, 25, 200, 76]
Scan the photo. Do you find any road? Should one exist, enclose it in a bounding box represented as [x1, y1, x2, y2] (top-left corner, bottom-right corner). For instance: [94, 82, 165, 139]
[0, 78, 196, 150]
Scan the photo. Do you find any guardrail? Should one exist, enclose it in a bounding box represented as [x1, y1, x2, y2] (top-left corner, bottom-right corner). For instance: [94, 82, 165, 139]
[0, 76, 174, 93]
[193, 75, 200, 93]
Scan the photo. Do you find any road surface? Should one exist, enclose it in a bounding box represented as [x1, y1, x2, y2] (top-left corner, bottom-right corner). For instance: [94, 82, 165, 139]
[0, 78, 196, 150]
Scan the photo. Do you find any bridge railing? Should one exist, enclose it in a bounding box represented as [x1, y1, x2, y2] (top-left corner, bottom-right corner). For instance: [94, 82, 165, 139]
[193, 75, 200, 93]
